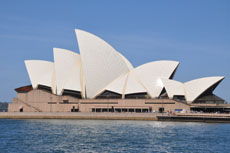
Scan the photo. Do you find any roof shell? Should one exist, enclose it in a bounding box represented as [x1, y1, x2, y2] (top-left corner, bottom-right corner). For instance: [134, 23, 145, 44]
[105, 73, 128, 94]
[184, 76, 224, 103]
[124, 71, 147, 95]
[53, 48, 82, 95]
[161, 79, 185, 99]
[134, 60, 179, 98]
[25, 60, 56, 94]
[23, 29, 226, 102]
[75, 29, 130, 98]
[103, 60, 179, 98]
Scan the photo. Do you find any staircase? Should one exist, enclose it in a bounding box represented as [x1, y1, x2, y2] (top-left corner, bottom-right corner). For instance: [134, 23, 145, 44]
[14, 98, 43, 112]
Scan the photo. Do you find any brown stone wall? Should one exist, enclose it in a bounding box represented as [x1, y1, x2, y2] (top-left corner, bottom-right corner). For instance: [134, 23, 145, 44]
[9, 89, 190, 113]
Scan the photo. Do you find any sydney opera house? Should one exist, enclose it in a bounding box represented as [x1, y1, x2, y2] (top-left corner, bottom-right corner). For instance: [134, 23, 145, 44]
[8, 29, 229, 113]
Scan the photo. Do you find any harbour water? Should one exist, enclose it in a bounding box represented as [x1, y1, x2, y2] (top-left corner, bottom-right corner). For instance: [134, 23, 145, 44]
[0, 119, 230, 153]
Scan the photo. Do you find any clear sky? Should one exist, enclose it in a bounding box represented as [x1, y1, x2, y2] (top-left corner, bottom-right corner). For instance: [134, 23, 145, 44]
[0, 0, 229, 102]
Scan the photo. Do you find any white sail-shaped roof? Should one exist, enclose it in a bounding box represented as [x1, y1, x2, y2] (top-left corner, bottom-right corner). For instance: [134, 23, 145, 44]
[75, 29, 130, 98]
[23, 29, 226, 103]
[124, 71, 147, 95]
[105, 73, 128, 94]
[184, 76, 224, 103]
[25, 60, 56, 94]
[161, 79, 185, 99]
[53, 48, 82, 95]
[134, 61, 179, 98]
[103, 60, 179, 98]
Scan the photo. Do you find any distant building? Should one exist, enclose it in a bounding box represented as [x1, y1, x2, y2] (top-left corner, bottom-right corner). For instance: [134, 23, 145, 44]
[8, 29, 229, 113]
[0, 103, 8, 112]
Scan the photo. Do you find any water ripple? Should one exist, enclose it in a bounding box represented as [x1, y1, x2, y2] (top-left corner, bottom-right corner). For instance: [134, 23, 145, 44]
[0, 119, 230, 153]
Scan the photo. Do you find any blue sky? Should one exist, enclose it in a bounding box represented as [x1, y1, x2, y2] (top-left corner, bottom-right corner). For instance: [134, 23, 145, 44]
[0, 0, 229, 102]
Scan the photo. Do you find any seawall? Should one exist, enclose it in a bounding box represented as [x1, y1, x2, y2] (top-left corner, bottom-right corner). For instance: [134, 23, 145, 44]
[1, 112, 230, 123]
[0, 112, 158, 120]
